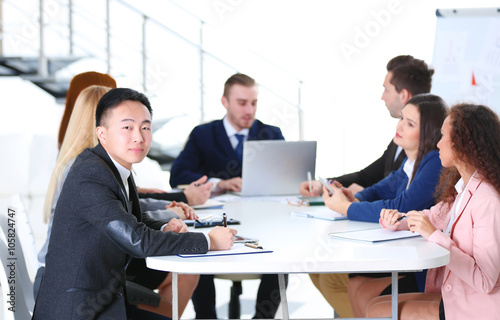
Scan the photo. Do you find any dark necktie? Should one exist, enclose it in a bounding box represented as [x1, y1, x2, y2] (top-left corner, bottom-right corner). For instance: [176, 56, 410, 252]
[235, 134, 244, 162]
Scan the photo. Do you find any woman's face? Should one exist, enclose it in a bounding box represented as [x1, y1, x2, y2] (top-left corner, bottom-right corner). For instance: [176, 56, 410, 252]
[394, 104, 420, 155]
[437, 116, 455, 168]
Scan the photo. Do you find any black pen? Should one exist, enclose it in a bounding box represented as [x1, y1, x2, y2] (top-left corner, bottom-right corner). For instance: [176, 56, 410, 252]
[222, 213, 227, 227]
[395, 214, 407, 223]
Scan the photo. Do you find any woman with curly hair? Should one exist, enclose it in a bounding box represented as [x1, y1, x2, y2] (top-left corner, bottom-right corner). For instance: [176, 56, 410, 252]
[372, 103, 500, 319]
[318, 94, 447, 317]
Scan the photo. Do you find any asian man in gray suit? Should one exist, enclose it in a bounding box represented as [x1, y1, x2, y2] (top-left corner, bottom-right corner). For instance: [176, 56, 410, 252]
[33, 88, 237, 319]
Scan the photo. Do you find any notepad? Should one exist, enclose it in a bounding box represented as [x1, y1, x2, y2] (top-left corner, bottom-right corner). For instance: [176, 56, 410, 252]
[290, 207, 347, 221]
[191, 199, 224, 209]
[178, 243, 273, 258]
[329, 228, 421, 243]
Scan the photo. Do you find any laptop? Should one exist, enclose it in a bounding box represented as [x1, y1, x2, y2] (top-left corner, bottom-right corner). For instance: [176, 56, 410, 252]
[239, 140, 317, 196]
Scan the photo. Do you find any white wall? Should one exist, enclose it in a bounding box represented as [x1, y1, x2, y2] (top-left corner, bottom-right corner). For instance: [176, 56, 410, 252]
[159, 0, 500, 178]
[1, 0, 499, 247]
[0, 77, 62, 247]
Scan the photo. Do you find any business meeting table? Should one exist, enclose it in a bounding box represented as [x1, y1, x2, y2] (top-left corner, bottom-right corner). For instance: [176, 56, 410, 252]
[146, 196, 450, 320]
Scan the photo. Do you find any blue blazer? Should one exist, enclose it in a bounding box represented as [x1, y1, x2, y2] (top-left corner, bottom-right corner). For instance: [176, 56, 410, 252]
[169, 119, 284, 187]
[33, 143, 208, 320]
[347, 150, 442, 223]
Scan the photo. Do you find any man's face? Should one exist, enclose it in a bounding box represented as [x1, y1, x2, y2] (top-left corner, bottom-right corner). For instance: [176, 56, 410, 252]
[97, 100, 152, 170]
[381, 71, 407, 118]
[222, 84, 258, 131]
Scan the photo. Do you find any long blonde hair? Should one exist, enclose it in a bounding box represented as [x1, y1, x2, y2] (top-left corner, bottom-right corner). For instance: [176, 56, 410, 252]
[43, 85, 112, 222]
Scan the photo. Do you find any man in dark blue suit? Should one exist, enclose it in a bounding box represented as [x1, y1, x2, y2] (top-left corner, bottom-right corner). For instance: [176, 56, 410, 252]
[170, 73, 285, 319]
[170, 73, 284, 192]
[32, 88, 236, 320]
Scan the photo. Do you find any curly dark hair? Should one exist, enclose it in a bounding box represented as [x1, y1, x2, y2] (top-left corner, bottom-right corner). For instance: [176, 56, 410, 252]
[435, 104, 500, 205]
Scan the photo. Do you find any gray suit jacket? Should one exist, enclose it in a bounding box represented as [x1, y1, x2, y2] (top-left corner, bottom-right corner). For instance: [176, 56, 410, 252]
[33, 143, 208, 319]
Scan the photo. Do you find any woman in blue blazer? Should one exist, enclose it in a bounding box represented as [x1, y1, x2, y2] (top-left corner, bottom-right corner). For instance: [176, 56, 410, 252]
[324, 94, 447, 222]
[317, 94, 448, 317]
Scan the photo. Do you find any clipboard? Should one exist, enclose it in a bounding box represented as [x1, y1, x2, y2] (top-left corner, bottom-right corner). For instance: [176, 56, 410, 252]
[188, 218, 240, 228]
[185, 213, 240, 228]
[178, 243, 272, 258]
[329, 229, 421, 243]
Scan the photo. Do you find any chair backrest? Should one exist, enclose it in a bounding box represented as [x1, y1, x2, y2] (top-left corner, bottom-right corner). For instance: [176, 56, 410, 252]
[0, 195, 37, 315]
[8, 194, 39, 279]
[0, 215, 33, 319]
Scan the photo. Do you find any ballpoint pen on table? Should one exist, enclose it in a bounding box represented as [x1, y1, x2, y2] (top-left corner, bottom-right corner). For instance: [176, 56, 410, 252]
[245, 243, 263, 249]
[290, 211, 312, 218]
[222, 213, 227, 227]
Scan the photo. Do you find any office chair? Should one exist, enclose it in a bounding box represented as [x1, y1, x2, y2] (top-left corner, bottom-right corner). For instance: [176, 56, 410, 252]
[214, 274, 261, 318]
[0, 201, 34, 319]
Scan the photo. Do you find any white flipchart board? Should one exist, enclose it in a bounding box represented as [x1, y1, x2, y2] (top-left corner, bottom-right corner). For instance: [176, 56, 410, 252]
[431, 7, 500, 113]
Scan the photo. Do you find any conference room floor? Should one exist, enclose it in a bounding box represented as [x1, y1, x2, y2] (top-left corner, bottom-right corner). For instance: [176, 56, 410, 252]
[181, 273, 333, 319]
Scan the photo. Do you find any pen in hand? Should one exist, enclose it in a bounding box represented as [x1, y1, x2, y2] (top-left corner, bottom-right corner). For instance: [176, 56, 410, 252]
[222, 212, 227, 227]
[307, 171, 312, 194]
[395, 214, 407, 223]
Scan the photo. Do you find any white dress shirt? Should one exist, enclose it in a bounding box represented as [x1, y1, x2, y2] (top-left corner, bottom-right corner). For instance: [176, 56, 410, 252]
[208, 117, 249, 189]
[403, 158, 415, 190]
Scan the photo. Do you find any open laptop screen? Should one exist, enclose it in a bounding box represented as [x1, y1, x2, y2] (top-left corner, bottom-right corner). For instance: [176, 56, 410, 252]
[240, 140, 316, 196]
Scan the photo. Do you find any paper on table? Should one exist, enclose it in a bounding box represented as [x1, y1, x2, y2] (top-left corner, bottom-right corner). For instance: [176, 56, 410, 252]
[329, 228, 421, 243]
[213, 194, 301, 204]
[191, 199, 224, 209]
[178, 243, 273, 258]
[290, 206, 347, 221]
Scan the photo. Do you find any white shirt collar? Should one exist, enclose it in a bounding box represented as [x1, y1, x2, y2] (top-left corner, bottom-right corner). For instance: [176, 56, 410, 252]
[223, 116, 249, 138]
[454, 177, 465, 194]
[109, 155, 131, 199]
[394, 146, 403, 161]
[444, 171, 477, 236]
[403, 158, 415, 190]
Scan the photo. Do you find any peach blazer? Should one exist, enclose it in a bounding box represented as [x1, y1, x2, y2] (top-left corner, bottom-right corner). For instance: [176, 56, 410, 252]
[422, 175, 500, 319]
